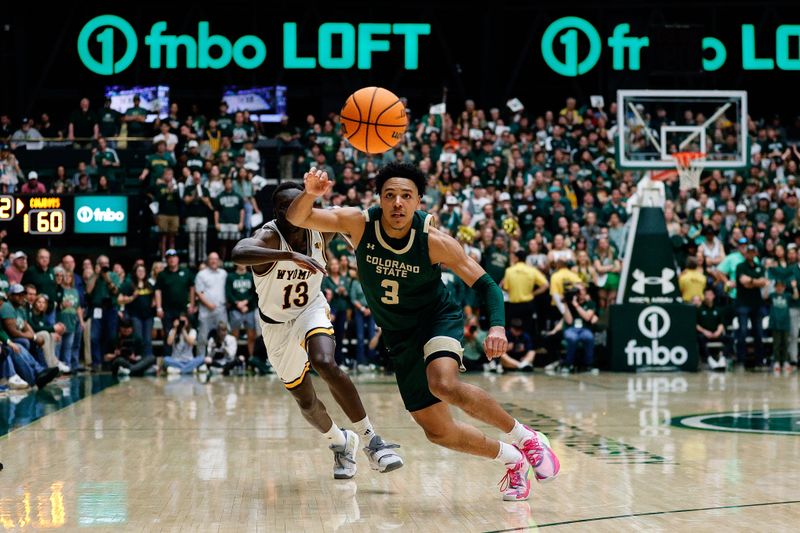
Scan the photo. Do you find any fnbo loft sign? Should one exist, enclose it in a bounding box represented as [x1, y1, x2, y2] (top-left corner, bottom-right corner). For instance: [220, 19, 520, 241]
[77, 15, 431, 75]
[541, 16, 800, 76]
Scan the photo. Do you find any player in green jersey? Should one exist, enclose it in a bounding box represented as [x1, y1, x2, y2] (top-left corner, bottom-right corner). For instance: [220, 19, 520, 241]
[288, 162, 560, 501]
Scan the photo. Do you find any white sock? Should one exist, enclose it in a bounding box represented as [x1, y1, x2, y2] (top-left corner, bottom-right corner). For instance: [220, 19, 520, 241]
[353, 416, 375, 440]
[323, 423, 347, 448]
[507, 420, 535, 445]
[494, 441, 524, 466]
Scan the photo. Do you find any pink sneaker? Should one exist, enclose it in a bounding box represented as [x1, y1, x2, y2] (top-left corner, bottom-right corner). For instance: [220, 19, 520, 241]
[518, 427, 560, 483]
[499, 458, 533, 501]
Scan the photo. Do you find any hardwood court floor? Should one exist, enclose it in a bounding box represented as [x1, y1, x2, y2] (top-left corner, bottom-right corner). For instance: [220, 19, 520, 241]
[2, 370, 800, 532]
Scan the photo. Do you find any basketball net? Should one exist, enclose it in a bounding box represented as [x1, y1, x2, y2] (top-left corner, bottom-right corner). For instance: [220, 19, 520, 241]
[673, 152, 705, 191]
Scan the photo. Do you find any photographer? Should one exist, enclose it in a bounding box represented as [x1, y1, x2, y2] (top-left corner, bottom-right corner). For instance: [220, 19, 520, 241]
[86, 255, 120, 371]
[549, 284, 598, 374]
[204, 321, 241, 375]
[164, 312, 203, 374]
[105, 318, 154, 377]
[462, 317, 489, 372]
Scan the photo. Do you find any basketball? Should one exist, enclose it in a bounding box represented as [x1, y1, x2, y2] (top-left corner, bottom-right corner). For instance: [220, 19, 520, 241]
[340, 87, 408, 154]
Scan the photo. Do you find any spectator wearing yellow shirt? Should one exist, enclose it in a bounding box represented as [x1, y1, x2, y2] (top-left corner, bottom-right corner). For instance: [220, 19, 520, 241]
[550, 258, 584, 314]
[559, 97, 583, 126]
[679, 257, 707, 303]
[501, 250, 549, 334]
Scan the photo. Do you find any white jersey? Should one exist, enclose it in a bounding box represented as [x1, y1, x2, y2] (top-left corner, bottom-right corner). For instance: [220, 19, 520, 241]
[253, 220, 328, 323]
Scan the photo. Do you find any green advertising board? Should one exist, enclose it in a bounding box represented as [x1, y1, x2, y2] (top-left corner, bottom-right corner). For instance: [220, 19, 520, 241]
[609, 303, 699, 372]
[74, 196, 128, 234]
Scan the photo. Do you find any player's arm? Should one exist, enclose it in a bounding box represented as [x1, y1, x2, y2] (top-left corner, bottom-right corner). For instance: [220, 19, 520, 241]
[286, 167, 366, 246]
[230, 227, 325, 273]
[428, 226, 507, 359]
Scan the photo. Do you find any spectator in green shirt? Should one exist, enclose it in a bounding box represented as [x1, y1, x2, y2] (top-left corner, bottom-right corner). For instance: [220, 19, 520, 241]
[230, 111, 255, 151]
[86, 255, 121, 370]
[155, 249, 196, 355]
[715, 237, 750, 299]
[123, 95, 149, 141]
[90, 137, 121, 184]
[226, 263, 256, 357]
[214, 177, 245, 261]
[21, 248, 57, 320]
[55, 266, 83, 372]
[481, 234, 509, 285]
[734, 244, 768, 366]
[769, 279, 797, 373]
[98, 98, 121, 140]
[149, 169, 182, 260]
[216, 101, 234, 138]
[696, 288, 732, 370]
[138, 140, 176, 187]
[1, 285, 60, 388]
[322, 257, 350, 367]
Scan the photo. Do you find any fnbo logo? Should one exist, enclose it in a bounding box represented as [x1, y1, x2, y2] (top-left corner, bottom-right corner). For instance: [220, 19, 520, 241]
[540, 16, 648, 76]
[77, 15, 266, 75]
[77, 15, 138, 75]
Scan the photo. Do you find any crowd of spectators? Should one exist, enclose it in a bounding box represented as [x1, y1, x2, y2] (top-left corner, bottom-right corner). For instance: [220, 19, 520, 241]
[3, 92, 800, 392]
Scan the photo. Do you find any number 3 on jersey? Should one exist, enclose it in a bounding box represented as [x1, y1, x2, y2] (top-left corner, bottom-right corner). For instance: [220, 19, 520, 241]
[380, 279, 399, 305]
[282, 282, 309, 309]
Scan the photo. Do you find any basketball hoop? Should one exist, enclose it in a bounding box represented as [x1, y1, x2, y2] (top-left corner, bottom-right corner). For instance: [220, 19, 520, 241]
[673, 152, 705, 191]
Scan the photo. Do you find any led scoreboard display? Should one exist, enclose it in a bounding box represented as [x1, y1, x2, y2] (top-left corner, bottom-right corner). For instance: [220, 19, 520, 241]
[0, 195, 67, 235]
[0, 195, 129, 237]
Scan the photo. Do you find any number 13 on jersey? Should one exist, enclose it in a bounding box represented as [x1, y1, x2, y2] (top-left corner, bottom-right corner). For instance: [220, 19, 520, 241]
[380, 279, 399, 305]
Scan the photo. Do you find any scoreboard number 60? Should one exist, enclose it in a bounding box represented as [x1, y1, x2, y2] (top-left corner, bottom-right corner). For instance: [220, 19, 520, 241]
[23, 209, 66, 235]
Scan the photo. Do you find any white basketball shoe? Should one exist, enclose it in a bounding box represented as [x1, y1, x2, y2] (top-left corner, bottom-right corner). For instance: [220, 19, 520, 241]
[330, 429, 359, 479]
[363, 434, 404, 473]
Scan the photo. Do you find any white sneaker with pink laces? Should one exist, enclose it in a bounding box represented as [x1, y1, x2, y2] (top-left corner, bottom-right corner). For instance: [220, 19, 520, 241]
[499, 457, 533, 501]
[518, 426, 560, 483]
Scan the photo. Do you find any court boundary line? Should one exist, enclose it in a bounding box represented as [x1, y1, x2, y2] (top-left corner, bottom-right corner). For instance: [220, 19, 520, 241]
[482, 499, 800, 532]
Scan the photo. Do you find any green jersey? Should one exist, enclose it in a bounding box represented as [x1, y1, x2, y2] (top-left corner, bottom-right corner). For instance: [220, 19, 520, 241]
[226, 270, 256, 308]
[355, 207, 453, 331]
[124, 106, 149, 137]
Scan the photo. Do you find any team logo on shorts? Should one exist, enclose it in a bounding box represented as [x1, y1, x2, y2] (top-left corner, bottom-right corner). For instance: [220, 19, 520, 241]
[671, 409, 800, 435]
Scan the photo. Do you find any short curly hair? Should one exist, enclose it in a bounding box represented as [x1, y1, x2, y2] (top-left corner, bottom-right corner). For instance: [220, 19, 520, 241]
[272, 180, 303, 205]
[374, 162, 426, 196]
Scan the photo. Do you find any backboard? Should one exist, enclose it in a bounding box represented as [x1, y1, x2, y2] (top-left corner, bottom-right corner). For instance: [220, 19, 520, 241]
[616, 90, 747, 170]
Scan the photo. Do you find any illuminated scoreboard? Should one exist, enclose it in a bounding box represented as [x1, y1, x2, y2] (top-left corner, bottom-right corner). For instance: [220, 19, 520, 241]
[0, 195, 128, 236]
[0, 195, 66, 235]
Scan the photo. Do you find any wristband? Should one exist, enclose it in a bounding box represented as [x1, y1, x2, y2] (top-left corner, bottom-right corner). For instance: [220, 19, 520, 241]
[471, 273, 505, 328]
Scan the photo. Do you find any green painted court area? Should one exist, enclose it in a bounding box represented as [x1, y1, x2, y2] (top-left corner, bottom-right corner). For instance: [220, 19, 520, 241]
[673, 409, 800, 435]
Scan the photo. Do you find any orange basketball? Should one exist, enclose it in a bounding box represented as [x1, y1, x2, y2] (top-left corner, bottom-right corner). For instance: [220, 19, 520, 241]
[339, 87, 407, 154]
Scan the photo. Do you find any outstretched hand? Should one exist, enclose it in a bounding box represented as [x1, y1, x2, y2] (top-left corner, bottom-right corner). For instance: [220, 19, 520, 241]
[303, 167, 332, 197]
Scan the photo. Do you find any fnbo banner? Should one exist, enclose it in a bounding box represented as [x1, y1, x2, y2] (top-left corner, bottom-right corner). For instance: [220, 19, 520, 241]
[609, 304, 699, 372]
[540, 16, 800, 76]
[74, 196, 128, 234]
[77, 15, 430, 75]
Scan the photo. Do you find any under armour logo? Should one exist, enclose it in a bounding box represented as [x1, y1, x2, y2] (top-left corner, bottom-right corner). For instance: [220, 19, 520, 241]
[367, 243, 375, 250]
[631, 268, 675, 295]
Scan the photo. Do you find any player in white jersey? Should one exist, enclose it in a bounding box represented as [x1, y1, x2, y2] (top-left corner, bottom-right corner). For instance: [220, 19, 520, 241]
[231, 181, 403, 479]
